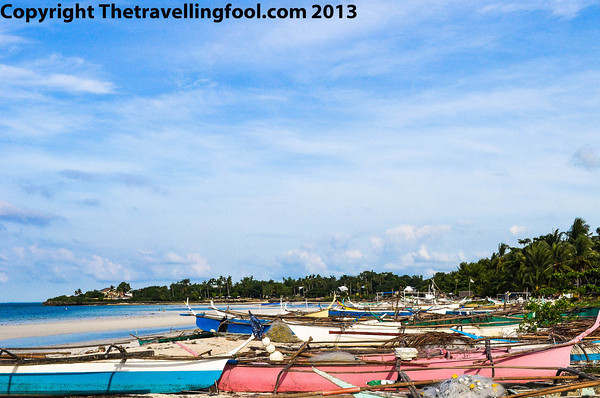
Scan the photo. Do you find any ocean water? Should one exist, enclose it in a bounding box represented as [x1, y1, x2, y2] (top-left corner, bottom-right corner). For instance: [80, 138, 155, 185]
[0, 301, 320, 348]
[0, 302, 200, 348]
[0, 302, 187, 324]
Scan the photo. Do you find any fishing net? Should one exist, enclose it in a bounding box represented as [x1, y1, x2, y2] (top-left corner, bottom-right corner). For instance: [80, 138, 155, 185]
[419, 374, 505, 398]
[248, 311, 264, 339]
[265, 320, 300, 343]
[383, 332, 472, 349]
[308, 351, 358, 362]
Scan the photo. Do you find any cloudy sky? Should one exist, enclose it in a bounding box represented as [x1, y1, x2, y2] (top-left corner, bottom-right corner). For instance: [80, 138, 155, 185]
[1, 0, 599, 301]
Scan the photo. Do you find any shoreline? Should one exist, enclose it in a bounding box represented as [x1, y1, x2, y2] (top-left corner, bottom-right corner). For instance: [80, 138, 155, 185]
[0, 312, 198, 342]
[40, 299, 271, 306]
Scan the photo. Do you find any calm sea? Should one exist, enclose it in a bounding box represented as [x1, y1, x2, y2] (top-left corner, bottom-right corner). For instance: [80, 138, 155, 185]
[0, 302, 205, 348]
[0, 301, 318, 348]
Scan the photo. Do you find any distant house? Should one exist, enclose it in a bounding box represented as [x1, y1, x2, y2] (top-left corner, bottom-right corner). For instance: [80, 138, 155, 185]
[101, 288, 132, 300]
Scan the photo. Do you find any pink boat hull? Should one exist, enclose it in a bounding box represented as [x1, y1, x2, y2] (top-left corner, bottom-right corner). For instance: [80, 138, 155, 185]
[217, 345, 572, 393]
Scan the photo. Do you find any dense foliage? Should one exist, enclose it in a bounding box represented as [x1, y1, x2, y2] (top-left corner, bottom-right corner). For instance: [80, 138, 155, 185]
[45, 218, 600, 304]
[518, 298, 574, 332]
[431, 218, 600, 297]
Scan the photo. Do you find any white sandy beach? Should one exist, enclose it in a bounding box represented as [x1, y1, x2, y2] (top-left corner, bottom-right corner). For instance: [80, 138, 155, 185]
[0, 312, 198, 341]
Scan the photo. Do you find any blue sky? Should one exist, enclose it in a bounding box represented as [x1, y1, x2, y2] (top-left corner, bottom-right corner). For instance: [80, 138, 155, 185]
[1, 0, 600, 301]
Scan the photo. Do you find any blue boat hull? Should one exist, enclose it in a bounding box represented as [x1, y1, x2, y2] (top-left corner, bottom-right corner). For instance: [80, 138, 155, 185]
[0, 357, 229, 395]
[1, 369, 223, 395]
[195, 314, 272, 335]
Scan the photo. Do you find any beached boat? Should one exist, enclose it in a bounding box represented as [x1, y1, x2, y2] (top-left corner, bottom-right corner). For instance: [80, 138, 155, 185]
[184, 300, 272, 335]
[1, 333, 255, 395]
[328, 308, 414, 318]
[0, 350, 229, 395]
[218, 310, 600, 393]
[330, 301, 413, 318]
[194, 312, 272, 335]
[283, 318, 520, 344]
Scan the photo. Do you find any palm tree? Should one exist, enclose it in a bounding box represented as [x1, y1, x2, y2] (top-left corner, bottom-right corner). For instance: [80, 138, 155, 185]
[520, 241, 553, 294]
[226, 276, 232, 298]
[571, 234, 600, 287]
[536, 229, 565, 246]
[568, 218, 590, 243]
[545, 241, 575, 289]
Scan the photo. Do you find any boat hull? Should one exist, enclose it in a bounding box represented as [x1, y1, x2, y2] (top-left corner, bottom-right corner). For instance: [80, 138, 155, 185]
[1, 357, 228, 395]
[284, 320, 519, 343]
[195, 313, 271, 335]
[218, 345, 572, 393]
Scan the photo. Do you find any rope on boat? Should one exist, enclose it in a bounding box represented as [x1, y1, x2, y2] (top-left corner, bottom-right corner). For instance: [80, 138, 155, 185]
[274, 336, 313, 394]
[102, 344, 126, 358]
[0, 348, 19, 360]
[554, 367, 599, 381]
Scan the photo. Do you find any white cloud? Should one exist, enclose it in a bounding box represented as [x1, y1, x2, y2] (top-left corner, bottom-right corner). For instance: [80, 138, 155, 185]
[510, 225, 527, 235]
[344, 249, 364, 260]
[0, 63, 114, 95]
[46, 74, 114, 94]
[418, 244, 431, 260]
[155, 252, 211, 279]
[85, 255, 135, 281]
[385, 225, 451, 243]
[276, 224, 466, 278]
[281, 249, 329, 274]
[28, 245, 76, 261]
[0, 272, 8, 283]
[370, 237, 384, 249]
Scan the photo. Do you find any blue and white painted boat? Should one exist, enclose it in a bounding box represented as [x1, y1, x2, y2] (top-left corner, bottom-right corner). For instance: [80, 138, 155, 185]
[185, 300, 272, 335]
[0, 355, 229, 395]
[1, 330, 256, 396]
[194, 312, 272, 335]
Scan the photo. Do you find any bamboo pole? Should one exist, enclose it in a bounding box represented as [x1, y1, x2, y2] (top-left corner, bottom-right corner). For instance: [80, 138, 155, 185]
[271, 375, 581, 398]
[497, 379, 600, 398]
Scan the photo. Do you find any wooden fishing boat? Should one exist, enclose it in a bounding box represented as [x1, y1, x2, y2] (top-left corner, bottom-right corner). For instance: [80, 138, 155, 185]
[217, 311, 600, 393]
[0, 350, 229, 395]
[194, 312, 272, 335]
[328, 308, 414, 318]
[283, 318, 520, 344]
[1, 335, 254, 395]
[330, 301, 413, 318]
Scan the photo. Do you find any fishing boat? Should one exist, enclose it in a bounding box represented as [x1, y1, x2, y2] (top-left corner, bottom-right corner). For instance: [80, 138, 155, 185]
[1, 349, 229, 395]
[194, 312, 272, 335]
[330, 300, 414, 318]
[0, 332, 256, 396]
[283, 317, 520, 344]
[218, 310, 600, 393]
[184, 300, 273, 335]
